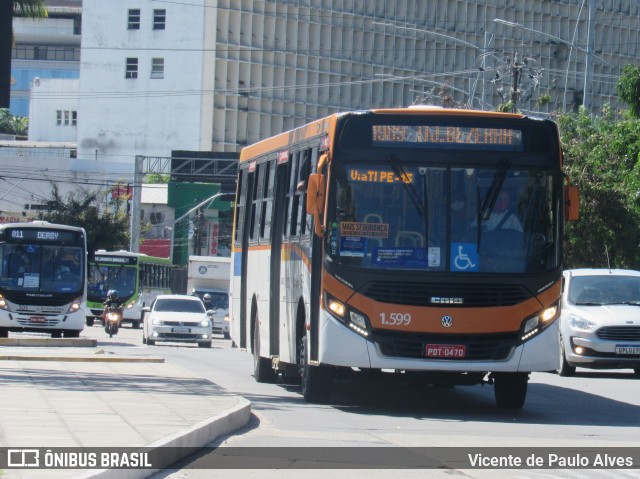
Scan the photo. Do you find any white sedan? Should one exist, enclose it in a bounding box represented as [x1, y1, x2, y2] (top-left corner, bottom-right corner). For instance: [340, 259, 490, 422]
[559, 269, 640, 376]
[142, 294, 213, 348]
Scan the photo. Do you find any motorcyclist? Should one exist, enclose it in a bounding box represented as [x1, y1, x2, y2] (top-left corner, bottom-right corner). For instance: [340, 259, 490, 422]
[104, 289, 121, 308]
[202, 293, 215, 312]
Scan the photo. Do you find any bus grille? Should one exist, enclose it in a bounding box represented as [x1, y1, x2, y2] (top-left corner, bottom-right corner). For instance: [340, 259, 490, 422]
[373, 330, 518, 361]
[360, 281, 531, 307]
[596, 326, 640, 341]
[3, 292, 74, 307]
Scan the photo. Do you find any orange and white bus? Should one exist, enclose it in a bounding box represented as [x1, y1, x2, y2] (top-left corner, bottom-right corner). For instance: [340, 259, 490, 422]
[229, 107, 579, 409]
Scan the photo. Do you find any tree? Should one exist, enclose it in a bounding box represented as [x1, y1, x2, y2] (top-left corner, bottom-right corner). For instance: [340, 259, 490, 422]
[557, 105, 640, 269]
[0, 108, 28, 136]
[0, 0, 48, 108]
[617, 64, 640, 119]
[42, 184, 130, 254]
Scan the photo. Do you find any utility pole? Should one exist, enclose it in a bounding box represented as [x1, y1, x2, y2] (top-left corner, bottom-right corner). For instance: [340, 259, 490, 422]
[129, 155, 144, 253]
[583, 0, 596, 110]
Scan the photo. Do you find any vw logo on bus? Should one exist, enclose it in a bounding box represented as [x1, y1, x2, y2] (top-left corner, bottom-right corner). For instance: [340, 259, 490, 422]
[441, 315, 453, 328]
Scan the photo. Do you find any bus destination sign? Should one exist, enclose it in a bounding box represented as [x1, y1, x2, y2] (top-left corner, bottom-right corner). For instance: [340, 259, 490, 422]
[372, 125, 523, 150]
[6, 229, 79, 243]
[94, 255, 138, 265]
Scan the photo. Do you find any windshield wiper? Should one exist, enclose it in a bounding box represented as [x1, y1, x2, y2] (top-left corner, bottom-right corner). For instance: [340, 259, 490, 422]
[386, 153, 429, 248]
[386, 153, 427, 219]
[476, 157, 511, 252]
[601, 301, 640, 306]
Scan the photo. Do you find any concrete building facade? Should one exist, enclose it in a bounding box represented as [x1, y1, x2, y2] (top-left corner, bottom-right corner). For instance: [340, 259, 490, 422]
[10, 0, 82, 118]
[68, 0, 640, 166]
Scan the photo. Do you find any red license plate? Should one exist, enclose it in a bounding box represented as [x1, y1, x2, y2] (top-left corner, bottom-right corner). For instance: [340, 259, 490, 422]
[425, 344, 466, 358]
[30, 316, 47, 323]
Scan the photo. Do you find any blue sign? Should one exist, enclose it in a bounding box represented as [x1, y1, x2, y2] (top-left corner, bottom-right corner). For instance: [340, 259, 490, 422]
[450, 243, 479, 272]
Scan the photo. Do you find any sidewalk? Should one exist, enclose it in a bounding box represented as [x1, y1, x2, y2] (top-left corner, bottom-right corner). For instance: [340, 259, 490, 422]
[0, 339, 251, 479]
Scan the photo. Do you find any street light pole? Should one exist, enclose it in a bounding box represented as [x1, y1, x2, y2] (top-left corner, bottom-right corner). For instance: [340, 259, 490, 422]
[169, 191, 234, 263]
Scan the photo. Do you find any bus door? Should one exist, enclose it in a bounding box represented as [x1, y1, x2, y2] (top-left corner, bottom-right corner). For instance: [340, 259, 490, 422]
[269, 159, 289, 356]
[238, 167, 254, 349]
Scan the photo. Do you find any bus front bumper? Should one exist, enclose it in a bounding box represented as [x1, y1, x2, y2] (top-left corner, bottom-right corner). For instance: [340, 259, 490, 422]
[318, 313, 560, 373]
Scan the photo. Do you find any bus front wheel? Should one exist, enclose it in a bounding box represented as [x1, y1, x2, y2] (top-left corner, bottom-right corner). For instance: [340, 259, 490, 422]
[493, 372, 528, 409]
[298, 335, 332, 404]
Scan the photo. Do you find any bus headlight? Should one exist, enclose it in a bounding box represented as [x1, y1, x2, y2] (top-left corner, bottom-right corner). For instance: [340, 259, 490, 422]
[126, 302, 134, 309]
[66, 300, 82, 314]
[325, 293, 372, 340]
[520, 303, 559, 341]
[0, 295, 8, 311]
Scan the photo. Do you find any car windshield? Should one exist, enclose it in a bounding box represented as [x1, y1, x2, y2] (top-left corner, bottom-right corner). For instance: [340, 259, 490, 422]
[569, 275, 640, 305]
[195, 291, 229, 309]
[154, 299, 205, 313]
[327, 162, 561, 273]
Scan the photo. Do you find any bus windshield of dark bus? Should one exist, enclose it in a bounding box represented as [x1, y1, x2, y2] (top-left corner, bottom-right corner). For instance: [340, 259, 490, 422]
[0, 243, 83, 293]
[88, 264, 137, 302]
[327, 162, 561, 274]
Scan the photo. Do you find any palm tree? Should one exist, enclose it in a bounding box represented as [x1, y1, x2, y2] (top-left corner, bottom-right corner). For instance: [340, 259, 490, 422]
[0, 0, 48, 108]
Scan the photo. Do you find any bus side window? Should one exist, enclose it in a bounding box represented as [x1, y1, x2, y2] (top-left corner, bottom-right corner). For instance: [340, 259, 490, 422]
[297, 148, 313, 238]
[260, 159, 275, 243]
[249, 163, 263, 243]
[234, 168, 248, 247]
[289, 151, 300, 239]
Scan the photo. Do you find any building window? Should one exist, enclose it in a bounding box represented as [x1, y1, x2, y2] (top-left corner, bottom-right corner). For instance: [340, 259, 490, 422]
[151, 58, 164, 79]
[153, 9, 166, 30]
[56, 110, 77, 127]
[126, 57, 138, 78]
[128, 9, 140, 30]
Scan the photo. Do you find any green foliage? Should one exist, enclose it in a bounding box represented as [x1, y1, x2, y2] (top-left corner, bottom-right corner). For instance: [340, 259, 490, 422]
[496, 101, 515, 113]
[42, 184, 130, 254]
[145, 173, 170, 184]
[558, 105, 640, 268]
[536, 92, 552, 108]
[0, 108, 28, 136]
[617, 64, 640, 119]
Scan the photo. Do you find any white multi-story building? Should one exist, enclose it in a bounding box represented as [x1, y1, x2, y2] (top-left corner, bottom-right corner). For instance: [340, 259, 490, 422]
[71, 0, 640, 167]
[76, 0, 216, 165]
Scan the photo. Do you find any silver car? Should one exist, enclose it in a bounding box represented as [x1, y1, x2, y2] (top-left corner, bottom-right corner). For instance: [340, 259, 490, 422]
[142, 294, 213, 348]
[559, 269, 640, 376]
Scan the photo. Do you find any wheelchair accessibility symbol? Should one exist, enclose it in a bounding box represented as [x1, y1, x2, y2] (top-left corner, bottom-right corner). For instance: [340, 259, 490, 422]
[451, 243, 479, 272]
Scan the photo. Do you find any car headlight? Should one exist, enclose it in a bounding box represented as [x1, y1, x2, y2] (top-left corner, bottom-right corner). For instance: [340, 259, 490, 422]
[152, 318, 162, 325]
[568, 314, 596, 331]
[200, 319, 211, 327]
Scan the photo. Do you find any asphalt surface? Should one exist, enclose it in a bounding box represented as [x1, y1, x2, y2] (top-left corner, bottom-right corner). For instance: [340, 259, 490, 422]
[0, 338, 251, 479]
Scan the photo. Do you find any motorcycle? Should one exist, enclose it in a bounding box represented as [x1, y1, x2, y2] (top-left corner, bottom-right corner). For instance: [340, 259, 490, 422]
[103, 303, 123, 338]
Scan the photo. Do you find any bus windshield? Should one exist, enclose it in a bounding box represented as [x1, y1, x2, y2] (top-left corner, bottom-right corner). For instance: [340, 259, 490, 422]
[88, 264, 137, 302]
[327, 161, 560, 273]
[0, 243, 84, 293]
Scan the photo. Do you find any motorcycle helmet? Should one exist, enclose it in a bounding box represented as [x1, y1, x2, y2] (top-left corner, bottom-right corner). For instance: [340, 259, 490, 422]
[107, 289, 119, 302]
[203, 293, 212, 302]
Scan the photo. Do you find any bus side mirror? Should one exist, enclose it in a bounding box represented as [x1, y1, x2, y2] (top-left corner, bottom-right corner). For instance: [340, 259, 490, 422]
[306, 173, 326, 236]
[565, 185, 579, 221]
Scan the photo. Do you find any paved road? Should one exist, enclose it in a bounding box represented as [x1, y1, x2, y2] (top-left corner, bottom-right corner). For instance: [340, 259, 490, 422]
[79, 324, 640, 478]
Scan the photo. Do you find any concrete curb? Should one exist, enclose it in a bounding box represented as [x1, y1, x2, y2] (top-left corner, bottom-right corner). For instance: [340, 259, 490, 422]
[0, 338, 97, 347]
[0, 354, 165, 363]
[73, 397, 252, 479]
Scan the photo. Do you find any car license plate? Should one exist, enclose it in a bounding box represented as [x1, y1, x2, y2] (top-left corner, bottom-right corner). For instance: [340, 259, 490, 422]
[172, 327, 191, 334]
[425, 344, 466, 358]
[30, 316, 47, 323]
[615, 345, 640, 355]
